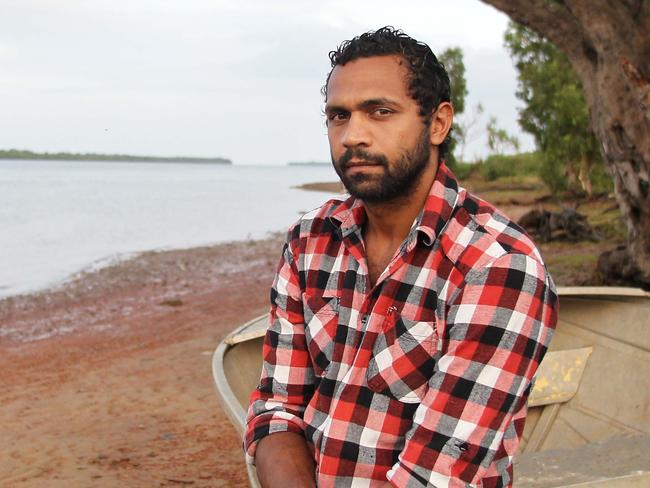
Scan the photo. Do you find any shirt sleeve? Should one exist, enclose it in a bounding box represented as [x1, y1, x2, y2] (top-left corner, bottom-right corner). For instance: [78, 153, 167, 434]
[387, 252, 558, 487]
[243, 230, 315, 464]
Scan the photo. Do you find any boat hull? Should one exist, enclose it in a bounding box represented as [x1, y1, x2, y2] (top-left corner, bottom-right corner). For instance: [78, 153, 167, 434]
[213, 287, 650, 487]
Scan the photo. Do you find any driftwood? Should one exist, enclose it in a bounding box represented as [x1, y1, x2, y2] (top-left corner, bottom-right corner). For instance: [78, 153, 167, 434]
[518, 208, 600, 242]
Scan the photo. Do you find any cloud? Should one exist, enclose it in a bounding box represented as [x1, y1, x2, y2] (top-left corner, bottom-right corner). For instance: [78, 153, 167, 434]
[0, 0, 529, 164]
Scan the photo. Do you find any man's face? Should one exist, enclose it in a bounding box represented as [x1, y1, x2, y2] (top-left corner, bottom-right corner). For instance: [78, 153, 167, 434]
[325, 55, 435, 203]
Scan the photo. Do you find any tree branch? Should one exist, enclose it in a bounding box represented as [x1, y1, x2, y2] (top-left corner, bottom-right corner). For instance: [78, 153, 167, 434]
[480, 0, 583, 60]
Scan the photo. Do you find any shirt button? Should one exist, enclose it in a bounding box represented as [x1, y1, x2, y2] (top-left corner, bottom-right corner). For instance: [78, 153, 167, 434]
[457, 442, 469, 452]
[361, 315, 368, 325]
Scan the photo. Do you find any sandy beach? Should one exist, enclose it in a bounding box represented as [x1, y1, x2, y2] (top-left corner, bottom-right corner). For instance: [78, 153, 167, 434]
[0, 235, 284, 487]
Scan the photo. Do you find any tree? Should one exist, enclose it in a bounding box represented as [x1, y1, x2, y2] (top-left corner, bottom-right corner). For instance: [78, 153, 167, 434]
[439, 47, 468, 166]
[504, 22, 604, 197]
[455, 102, 484, 162]
[480, 0, 650, 287]
[486, 115, 520, 155]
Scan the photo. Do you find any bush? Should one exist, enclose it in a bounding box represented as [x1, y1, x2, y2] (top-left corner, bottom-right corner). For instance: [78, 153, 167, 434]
[590, 163, 614, 195]
[539, 153, 614, 197]
[478, 152, 542, 181]
[451, 161, 474, 181]
[539, 153, 568, 194]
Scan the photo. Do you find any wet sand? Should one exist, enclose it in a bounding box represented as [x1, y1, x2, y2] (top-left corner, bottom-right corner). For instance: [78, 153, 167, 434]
[294, 181, 345, 194]
[0, 235, 284, 487]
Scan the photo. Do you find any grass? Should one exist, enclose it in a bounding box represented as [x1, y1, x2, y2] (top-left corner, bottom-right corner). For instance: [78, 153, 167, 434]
[577, 199, 627, 241]
[540, 242, 601, 286]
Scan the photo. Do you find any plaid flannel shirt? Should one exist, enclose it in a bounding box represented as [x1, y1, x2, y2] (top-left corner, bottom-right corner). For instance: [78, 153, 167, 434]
[245, 162, 557, 487]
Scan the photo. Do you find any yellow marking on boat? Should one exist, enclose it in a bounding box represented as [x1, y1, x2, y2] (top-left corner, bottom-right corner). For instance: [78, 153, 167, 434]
[529, 347, 593, 407]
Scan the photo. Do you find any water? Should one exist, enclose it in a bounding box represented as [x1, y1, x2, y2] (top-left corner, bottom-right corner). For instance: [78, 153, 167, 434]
[0, 160, 340, 298]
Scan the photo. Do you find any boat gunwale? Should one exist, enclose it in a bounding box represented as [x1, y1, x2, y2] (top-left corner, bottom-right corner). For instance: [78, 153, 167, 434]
[556, 286, 649, 297]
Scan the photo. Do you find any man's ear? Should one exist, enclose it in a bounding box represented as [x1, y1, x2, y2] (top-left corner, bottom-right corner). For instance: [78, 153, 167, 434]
[429, 101, 454, 146]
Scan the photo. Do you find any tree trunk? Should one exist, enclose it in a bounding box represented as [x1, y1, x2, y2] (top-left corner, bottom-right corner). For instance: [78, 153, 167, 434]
[578, 154, 593, 198]
[565, 161, 578, 190]
[480, 0, 650, 287]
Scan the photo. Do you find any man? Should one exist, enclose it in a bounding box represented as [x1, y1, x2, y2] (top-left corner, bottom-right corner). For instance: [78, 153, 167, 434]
[245, 27, 557, 487]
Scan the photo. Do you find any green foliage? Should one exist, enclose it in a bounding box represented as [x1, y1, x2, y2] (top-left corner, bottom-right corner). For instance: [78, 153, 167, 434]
[451, 161, 475, 181]
[0, 148, 231, 164]
[478, 152, 543, 181]
[539, 153, 568, 194]
[439, 46, 468, 168]
[589, 161, 614, 195]
[504, 22, 605, 196]
[480, 155, 517, 181]
[439, 47, 467, 115]
[486, 116, 520, 155]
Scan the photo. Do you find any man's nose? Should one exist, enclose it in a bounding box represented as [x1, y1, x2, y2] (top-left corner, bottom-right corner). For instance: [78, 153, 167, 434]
[341, 114, 370, 148]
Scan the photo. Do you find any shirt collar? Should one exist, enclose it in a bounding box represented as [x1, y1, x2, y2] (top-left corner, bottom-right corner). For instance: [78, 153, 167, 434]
[328, 161, 460, 245]
[414, 161, 460, 246]
[329, 194, 366, 238]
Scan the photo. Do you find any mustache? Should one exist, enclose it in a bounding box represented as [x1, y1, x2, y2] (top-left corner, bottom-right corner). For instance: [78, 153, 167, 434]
[337, 148, 389, 169]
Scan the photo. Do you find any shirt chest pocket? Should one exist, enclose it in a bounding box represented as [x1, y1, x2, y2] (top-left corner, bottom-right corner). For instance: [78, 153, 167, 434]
[367, 314, 438, 403]
[303, 294, 339, 375]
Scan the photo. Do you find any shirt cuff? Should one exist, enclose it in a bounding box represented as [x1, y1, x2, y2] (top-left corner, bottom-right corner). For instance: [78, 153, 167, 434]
[244, 411, 307, 465]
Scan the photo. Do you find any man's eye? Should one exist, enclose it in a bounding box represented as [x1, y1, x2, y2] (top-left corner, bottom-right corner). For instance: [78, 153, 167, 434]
[328, 112, 348, 122]
[373, 108, 393, 117]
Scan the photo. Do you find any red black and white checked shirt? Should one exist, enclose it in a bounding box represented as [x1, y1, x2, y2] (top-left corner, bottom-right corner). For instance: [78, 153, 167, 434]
[245, 162, 558, 487]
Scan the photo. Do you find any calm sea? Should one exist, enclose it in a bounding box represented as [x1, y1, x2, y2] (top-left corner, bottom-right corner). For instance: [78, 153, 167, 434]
[0, 160, 341, 298]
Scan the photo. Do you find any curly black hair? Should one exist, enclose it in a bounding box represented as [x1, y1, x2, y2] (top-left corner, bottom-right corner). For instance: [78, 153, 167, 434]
[323, 26, 452, 159]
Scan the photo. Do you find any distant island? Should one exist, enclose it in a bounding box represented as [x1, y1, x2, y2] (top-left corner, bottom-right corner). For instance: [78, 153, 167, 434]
[287, 161, 330, 166]
[0, 149, 231, 164]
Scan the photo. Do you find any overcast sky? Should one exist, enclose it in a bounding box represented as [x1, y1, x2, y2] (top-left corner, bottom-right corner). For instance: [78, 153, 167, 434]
[0, 0, 534, 165]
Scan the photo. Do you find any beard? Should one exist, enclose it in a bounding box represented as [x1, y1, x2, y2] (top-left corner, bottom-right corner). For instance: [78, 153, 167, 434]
[331, 127, 431, 204]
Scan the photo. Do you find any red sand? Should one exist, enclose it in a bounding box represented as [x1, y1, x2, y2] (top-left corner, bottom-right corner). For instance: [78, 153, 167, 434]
[0, 236, 284, 487]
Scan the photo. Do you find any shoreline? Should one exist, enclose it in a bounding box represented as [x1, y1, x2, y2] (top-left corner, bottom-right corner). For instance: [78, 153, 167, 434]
[0, 232, 284, 311]
[1, 173, 606, 344]
[0, 233, 284, 344]
[293, 181, 345, 193]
